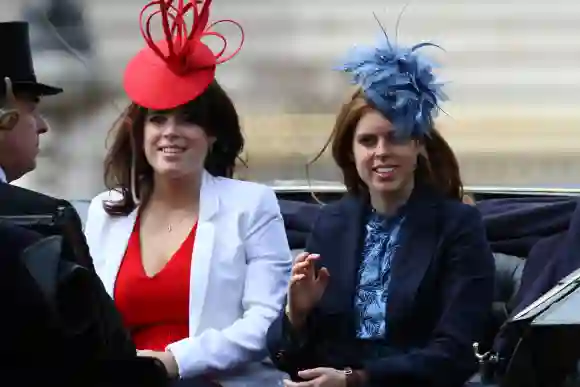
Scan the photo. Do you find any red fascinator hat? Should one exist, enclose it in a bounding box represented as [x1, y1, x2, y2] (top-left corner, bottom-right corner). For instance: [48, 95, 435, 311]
[123, 0, 244, 110]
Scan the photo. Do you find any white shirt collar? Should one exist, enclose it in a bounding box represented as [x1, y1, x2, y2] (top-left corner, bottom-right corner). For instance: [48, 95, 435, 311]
[0, 166, 6, 183]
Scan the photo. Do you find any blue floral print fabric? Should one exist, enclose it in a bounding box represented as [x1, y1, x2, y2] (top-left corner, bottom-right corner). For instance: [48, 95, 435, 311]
[355, 211, 404, 339]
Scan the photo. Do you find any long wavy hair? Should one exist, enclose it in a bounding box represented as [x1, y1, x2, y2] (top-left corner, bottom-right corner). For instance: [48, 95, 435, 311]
[102, 80, 244, 216]
[329, 89, 463, 200]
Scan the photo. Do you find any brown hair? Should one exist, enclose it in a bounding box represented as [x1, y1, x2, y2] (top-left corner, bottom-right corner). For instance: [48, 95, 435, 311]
[329, 89, 463, 200]
[102, 80, 244, 216]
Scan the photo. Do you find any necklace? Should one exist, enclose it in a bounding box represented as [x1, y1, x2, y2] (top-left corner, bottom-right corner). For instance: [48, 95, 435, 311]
[166, 214, 192, 233]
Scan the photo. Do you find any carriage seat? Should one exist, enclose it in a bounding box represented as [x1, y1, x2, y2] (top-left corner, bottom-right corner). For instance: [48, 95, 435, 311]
[482, 253, 525, 352]
[492, 253, 525, 323]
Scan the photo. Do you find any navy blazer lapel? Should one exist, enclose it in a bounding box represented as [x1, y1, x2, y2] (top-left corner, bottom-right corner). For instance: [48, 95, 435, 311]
[387, 185, 442, 323]
[320, 196, 367, 312]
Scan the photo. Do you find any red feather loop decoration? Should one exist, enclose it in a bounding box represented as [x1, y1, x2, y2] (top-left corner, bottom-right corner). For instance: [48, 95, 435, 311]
[123, 0, 244, 110]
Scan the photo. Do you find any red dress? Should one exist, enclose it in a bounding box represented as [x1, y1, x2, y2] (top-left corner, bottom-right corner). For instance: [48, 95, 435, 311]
[114, 216, 197, 351]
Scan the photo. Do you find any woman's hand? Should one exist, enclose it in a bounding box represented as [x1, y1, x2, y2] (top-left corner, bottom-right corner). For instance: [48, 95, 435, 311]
[137, 349, 179, 378]
[284, 368, 347, 387]
[286, 252, 330, 328]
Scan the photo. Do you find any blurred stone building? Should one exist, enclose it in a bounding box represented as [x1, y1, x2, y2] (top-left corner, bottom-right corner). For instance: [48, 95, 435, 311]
[2, 0, 580, 197]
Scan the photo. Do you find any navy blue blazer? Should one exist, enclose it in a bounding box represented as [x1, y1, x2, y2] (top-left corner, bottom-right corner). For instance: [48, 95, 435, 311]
[267, 185, 495, 387]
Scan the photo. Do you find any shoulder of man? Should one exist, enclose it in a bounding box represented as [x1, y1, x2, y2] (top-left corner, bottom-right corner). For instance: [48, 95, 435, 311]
[0, 183, 75, 215]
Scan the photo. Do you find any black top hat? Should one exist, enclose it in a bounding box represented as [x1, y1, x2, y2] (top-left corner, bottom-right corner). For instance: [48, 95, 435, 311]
[0, 21, 63, 97]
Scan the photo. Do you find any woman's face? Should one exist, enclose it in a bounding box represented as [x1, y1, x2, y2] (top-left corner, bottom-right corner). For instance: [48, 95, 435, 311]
[143, 111, 215, 179]
[352, 109, 421, 196]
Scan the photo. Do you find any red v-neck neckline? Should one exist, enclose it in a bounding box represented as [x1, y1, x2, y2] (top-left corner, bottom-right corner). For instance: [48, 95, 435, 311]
[134, 216, 198, 279]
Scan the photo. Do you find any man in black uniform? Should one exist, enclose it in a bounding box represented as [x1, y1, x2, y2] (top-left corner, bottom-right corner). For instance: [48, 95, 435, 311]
[0, 20, 73, 335]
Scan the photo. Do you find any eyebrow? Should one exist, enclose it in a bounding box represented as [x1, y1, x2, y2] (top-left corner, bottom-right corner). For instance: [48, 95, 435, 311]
[357, 128, 394, 135]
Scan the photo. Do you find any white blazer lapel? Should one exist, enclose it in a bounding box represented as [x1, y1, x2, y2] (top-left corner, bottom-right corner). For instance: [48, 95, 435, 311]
[188, 171, 219, 335]
[100, 208, 138, 296]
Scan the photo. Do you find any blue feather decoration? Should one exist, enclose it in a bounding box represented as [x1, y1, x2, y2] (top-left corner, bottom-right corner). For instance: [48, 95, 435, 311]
[338, 21, 448, 138]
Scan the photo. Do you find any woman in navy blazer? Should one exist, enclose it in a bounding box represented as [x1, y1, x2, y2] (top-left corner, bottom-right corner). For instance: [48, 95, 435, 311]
[266, 22, 495, 387]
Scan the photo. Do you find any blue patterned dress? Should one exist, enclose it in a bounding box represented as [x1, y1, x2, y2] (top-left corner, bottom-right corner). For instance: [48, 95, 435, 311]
[354, 210, 405, 339]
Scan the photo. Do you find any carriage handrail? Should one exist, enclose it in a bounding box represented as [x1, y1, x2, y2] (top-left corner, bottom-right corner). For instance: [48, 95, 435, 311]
[268, 181, 580, 196]
[464, 186, 580, 196]
[67, 183, 580, 228]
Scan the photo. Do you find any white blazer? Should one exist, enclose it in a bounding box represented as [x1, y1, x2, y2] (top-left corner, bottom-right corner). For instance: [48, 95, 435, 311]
[84, 172, 292, 385]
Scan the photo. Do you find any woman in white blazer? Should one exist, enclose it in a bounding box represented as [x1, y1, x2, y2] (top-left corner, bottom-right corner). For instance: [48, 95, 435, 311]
[84, 2, 292, 385]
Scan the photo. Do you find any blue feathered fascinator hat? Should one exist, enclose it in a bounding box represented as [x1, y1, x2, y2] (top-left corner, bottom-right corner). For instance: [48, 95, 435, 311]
[338, 14, 448, 139]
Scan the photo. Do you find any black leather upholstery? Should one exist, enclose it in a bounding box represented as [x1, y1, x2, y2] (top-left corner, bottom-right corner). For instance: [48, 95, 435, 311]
[480, 253, 525, 352]
[492, 253, 525, 321]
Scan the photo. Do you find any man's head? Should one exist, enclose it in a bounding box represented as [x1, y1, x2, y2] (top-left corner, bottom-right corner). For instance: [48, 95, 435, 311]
[0, 21, 62, 182]
[0, 78, 49, 181]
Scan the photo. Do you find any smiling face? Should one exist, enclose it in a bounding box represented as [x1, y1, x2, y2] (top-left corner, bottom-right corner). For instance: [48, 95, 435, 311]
[352, 108, 421, 198]
[142, 110, 215, 180]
